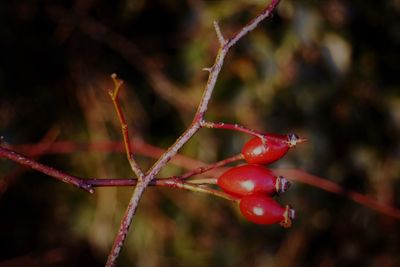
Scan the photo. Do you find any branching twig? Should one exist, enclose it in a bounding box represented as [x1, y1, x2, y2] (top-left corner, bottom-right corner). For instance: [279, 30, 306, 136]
[106, 1, 281, 265]
[108, 74, 145, 180]
[0, 146, 93, 193]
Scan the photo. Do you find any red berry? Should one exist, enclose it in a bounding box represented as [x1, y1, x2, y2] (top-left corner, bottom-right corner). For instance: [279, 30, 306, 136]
[239, 194, 295, 227]
[242, 133, 305, 165]
[217, 164, 290, 196]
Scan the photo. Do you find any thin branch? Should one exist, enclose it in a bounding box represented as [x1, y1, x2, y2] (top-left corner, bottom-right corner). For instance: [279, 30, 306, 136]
[226, 0, 281, 50]
[182, 182, 239, 202]
[213, 21, 225, 46]
[0, 146, 93, 193]
[109, 74, 145, 180]
[106, 1, 281, 265]
[186, 178, 218, 185]
[0, 128, 60, 197]
[200, 121, 267, 143]
[83, 177, 217, 187]
[179, 153, 243, 179]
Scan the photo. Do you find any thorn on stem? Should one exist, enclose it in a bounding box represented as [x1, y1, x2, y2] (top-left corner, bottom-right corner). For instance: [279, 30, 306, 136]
[202, 67, 212, 72]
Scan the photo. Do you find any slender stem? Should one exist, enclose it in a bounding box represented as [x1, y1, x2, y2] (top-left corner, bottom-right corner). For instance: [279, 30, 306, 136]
[226, 0, 281, 50]
[201, 121, 266, 141]
[213, 21, 225, 45]
[87, 177, 231, 201]
[182, 183, 239, 202]
[106, 182, 146, 266]
[109, 74, 144, 180]
[0, 146, 93, 193]
[106, 1, 281, 265]
[3, 142, 400, 221]
[84, 177, 218, 187]
[186, 178, 218, 185]
[179, 154, 243, 179]
[0, 128, 60, 197]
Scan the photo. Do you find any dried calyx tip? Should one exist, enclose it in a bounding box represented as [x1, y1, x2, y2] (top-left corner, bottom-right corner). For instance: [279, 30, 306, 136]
[280, 205, 295, 228]
[275, 176, 291, 195]
[287, 133, 307, 148]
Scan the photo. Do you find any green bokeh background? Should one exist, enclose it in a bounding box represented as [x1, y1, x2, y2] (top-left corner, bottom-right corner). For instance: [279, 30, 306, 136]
[1, 1, 399, 266]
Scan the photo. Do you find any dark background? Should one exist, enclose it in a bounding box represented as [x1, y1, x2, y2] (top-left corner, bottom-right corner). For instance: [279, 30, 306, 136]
[1, 0, 399, 266]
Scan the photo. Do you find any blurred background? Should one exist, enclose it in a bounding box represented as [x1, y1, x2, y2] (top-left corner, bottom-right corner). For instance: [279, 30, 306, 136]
[1, 0, 400, 266]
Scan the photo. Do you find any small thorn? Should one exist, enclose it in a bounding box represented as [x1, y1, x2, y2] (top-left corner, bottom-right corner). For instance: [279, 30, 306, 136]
[202, 67, 212, 72]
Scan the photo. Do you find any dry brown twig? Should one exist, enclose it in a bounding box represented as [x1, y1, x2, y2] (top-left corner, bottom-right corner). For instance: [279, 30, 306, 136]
[105, 2, 282, 265]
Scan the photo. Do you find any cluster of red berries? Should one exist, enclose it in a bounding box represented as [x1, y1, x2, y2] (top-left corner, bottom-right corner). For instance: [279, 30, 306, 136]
[217, 133, 305, 227]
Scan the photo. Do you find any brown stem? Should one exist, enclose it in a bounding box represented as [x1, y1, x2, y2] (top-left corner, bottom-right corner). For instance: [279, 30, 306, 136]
[0, 128, 60, 197]
[109, 74, 144, 180]
[0, 146, 93, 193]
[179, 153, 243, 179]
[201, 121, 266, 141]
[106, 1, 281, 265]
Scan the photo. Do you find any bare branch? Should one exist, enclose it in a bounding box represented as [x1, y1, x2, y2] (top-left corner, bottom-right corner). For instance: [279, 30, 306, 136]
[213, 21, 225, 46]
[226, 0, 280, 50]
[200, 121, 268, 144]
[109, 74, 145, 181]
[0, 146, 93, 193]
[179, 153, 243, 179]
[106, 1, 281, 265]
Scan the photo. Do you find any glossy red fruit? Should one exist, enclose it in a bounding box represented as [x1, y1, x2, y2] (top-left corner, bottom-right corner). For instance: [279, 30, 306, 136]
[217, 164, 290, 196]
[239, 194, 295, 227]
[242, 133, 304, 165]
